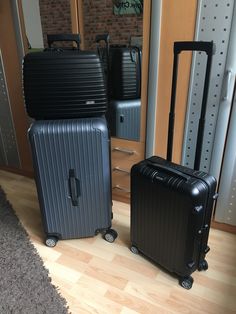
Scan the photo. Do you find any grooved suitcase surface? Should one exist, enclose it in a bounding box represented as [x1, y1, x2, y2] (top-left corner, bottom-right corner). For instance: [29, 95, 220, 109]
[131, 157, 217, 277]
[23, 51, 107, 119]
[29, 117, 112, 239]
[110, 47, 141, 100]
[108, 99, 141, 141]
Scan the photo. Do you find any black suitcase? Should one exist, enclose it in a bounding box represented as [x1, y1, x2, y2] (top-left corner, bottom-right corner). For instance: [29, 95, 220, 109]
[28, 117, 117, 247]
[130, 41, 218, 289]
[109, 45, 142, 100]
[23, 34, 108, 120]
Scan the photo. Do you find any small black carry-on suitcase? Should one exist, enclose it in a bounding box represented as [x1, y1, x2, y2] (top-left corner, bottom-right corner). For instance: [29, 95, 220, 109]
[130, 41, 218, 289]
[109, 45, 142, 100]
[107, 99, 141, 141]
[28, 117, 117, 247]
[23, 34, 108, 120]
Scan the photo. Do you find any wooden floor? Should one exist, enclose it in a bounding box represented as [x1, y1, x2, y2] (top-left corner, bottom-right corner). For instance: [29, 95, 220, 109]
[0, 170, 235, 314]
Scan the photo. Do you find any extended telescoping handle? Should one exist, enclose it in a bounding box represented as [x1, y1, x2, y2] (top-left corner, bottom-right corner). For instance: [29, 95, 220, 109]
[95, 33, 110, 44]
[95, 33, 110, 93]
[47, 34, 80, 49]
[167, 41, 214, 170]
[95, 33, 110, 55]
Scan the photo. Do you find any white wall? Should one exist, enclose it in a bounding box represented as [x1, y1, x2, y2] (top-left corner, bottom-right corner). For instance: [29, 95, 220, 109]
[21, 0, 44, 48]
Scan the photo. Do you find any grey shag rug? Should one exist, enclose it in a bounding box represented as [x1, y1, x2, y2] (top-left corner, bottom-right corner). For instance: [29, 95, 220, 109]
[0, 187, 69, 314]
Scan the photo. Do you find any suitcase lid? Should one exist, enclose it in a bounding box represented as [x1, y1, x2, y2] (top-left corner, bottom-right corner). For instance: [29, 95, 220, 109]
[110, 99, 141, 109]
[132, 158, 209, 202]
[28, 117, 108, 137]
[24, 49, 100, 62]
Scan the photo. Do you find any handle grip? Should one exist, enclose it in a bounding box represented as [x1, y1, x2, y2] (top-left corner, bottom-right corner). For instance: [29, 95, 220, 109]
[95, 33, 110, 44]
[130, 47, 140, 63]
[47, 34, 80, 49]
[68, 169, 80, 206]
[174, 41, 214, 55]
[146, 161, 191, 181]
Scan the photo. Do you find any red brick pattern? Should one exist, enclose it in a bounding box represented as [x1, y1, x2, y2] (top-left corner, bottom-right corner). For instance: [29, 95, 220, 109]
[38, 1, 143, 50]
[83, 0, 143, 50]
[39, 0, 72, 48]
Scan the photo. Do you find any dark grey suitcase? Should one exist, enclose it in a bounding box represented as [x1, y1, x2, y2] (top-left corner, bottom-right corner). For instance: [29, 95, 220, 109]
[107, 99, 141, 141]
[28, 117, 117, 247]
[23, 34, 108, 120]
[130, 41, 217, 289]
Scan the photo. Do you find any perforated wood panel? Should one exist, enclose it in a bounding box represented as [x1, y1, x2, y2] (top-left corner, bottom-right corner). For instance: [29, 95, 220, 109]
[0, 50, 20, 168]
[182, 0, 235, 171]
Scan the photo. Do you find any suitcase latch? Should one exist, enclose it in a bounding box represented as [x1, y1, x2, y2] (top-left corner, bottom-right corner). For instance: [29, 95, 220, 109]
[187, 261, 195, 269]
[193, 205, 203, 214]
[198, 224, 209, 234]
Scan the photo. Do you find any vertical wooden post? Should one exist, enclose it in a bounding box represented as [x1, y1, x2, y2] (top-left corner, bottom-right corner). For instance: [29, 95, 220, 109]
[70, 0, 84, 49]
[17, 0, 28, 54]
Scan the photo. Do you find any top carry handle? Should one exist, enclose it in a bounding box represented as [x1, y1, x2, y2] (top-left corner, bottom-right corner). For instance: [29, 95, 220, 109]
[167, 41, 214, 170]
[47, 34, 80, 50]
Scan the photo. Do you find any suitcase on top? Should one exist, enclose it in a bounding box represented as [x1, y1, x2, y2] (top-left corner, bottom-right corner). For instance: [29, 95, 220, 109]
[130, 41, 218, 289]
[109, 45, 142, 100]
[28, 117, 117, 247]
[107, 99, 141, 141]
[23, 34, 108, 120]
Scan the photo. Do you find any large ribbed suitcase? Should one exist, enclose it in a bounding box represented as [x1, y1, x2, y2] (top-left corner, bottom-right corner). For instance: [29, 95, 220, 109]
[109, 46, 142, 100]
[130, 41, 217, 289]
[28, 117, 117, 247]
[107, 99, 141, 141]
[23, 34, 108, 120]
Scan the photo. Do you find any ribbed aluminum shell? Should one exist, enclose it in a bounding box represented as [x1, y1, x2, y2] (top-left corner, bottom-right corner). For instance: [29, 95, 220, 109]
[23, 51, 107, 119]
[110, 47, 141, 100]
[131, 156, 217, 278]
[29, 117, 112, 239]
[108, 99, 141, 141]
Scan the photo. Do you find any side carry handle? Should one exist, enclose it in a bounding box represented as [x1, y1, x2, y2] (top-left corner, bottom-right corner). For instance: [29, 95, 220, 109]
[47, 34, 80, 49]
[68, 169, 80, 206]
[146, 161, 191, 181]
[130, 46, 142, 98]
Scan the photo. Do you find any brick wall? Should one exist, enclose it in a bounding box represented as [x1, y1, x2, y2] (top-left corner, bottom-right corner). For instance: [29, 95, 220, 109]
[38, 1, 143, 50]
[83, 0, 143, 50]
[39, 0, 72, 48]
